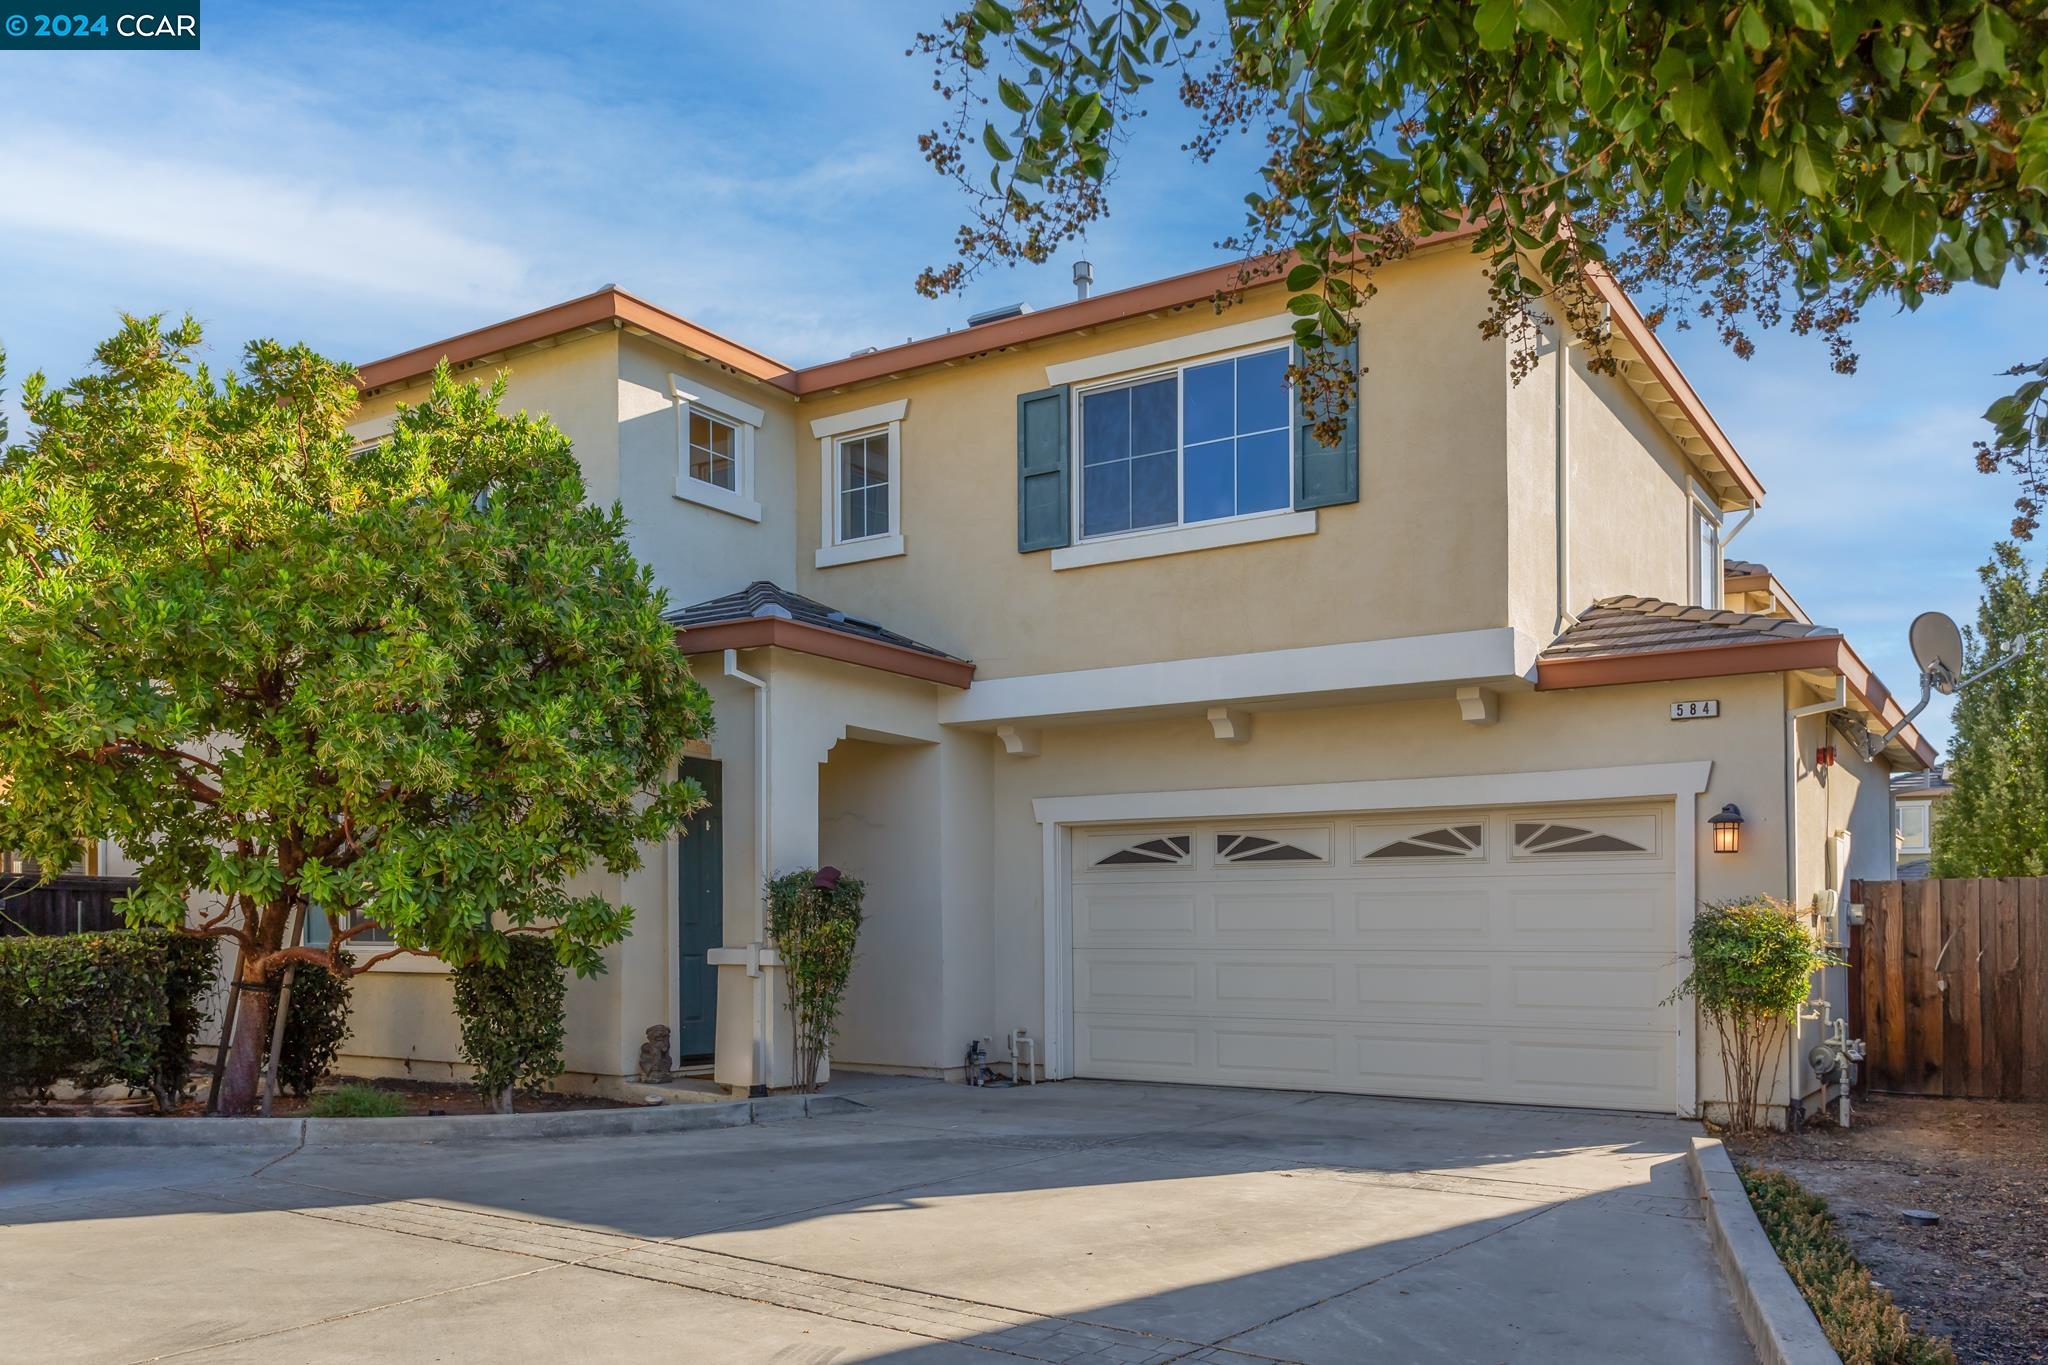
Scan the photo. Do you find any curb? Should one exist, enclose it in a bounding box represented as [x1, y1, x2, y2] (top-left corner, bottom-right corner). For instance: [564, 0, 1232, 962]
[1687, 1136, 1841, 1365]
[0, 1093, 866, 1149]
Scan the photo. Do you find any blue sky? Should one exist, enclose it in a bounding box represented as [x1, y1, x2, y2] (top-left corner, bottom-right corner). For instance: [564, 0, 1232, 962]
[3, 0, 2040, 752]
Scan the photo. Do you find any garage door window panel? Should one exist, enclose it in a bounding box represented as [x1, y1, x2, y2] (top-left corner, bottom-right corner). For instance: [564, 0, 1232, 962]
[1356, 823, 1485, 862]
[1511, 816, 1656, 860]
[1214, 828, 1328, 866]
[1087, 832, 1193, 869]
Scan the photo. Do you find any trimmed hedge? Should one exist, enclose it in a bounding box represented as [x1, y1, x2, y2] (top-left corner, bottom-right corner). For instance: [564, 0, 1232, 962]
[452, 935, 565, 1112]
[0, 929, 218, 1109]
[261, 954, 354, 1097]
[1741, 1165, 1957, 1365]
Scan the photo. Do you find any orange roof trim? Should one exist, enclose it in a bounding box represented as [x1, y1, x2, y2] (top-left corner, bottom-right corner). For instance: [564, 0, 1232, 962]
[675, 617, 975, 690]
[354, 287, 792, 392]
[350, 230, 1762, 508]
[1536, 636, 1936, 768]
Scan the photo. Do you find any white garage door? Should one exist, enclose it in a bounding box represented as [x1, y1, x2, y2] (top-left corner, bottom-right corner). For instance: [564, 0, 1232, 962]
[1070, 803, 1678, 1112]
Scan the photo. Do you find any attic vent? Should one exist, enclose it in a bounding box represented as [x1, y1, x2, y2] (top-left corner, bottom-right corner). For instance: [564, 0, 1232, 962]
[967, 302, 1032, 327]
[826, 609, 884, 632]
[847, 346, 878, 358]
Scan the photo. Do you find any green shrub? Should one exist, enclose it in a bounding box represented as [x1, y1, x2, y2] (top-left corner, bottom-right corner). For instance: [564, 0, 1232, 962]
[262, 954, 353, 1098]
[1741, 1166, 1956, 1364]
[765, 868, 865, 1093]
[152, 934, 220, 1108]
[452, 935, 566, 1112]
[305, 1083, 406, 1118]
[1670, 895, 1836, 1132]
[0, 929, 218, 1109]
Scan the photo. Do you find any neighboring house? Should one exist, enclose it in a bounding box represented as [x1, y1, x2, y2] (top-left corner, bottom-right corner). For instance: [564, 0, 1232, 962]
[1891, 765, 1954, 879]
[314, 231, 1933, 1122]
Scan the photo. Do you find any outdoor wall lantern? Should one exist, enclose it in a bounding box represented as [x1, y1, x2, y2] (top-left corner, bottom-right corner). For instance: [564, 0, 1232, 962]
[1710, 804, 1745, 854]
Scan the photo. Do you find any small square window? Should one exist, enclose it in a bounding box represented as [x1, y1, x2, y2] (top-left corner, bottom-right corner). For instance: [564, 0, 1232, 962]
[689, 411, 739, 492]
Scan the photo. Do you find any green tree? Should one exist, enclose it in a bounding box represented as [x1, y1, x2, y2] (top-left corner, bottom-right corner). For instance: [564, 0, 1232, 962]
[915, 2, 2047, 505]
[1930, 542, 2048, 876]
[0, 317, 711, 1112]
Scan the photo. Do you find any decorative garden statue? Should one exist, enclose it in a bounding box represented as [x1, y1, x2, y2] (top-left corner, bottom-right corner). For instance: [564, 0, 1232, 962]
[636, 1025, 673, 1084]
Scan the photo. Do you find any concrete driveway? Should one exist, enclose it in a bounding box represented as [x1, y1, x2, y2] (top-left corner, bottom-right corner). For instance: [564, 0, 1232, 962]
[1, 1077, 1751, 1363]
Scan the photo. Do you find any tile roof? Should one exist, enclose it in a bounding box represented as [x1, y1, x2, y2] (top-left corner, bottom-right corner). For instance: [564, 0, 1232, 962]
[1542, 595, 1838, 663]
[1890, 766, 1954, 797]
[667, 581, 963, 662]
[1724, 559, 1769, 578]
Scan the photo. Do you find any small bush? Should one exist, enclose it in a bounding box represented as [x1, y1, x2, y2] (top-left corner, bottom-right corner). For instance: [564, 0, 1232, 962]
[766, 868, 865, 1093]
[1741, 1165, 1956, 1364]
[1670, 895, 1836, 1131]
[452, 935, 565, 1112]
[0, 929, 218, 1109]
[305, 1083, 405, 1118]
[262, 954, 354, 1098]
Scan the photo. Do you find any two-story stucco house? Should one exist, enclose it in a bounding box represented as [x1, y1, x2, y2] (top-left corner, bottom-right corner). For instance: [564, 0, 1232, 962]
[337, 230, 1934, 1123]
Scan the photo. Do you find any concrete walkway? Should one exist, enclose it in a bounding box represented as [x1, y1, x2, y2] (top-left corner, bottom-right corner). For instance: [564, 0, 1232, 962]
[1, 1077, 1752, 1363]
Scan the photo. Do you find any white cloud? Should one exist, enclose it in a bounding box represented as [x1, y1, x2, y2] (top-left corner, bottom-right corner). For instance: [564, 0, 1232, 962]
[0, 128, 534, 308]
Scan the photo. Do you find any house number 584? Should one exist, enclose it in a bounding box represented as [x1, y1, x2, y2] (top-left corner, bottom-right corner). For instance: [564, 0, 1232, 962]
[1670, 699, 1720, 720]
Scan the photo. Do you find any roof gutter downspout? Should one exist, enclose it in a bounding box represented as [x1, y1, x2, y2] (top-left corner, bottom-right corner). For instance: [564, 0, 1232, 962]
[1784, 674, 1848, 1125]
[723, 648, 772, 1098]
[1553, 324, 1576, 635]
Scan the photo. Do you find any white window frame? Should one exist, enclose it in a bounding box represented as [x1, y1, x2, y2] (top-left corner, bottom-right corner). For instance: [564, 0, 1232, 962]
[811, 399, 908, 568]
[1688, 482, 1723, 609]
[670, 374, 765, 523]
[1068, 341, 1302, 551]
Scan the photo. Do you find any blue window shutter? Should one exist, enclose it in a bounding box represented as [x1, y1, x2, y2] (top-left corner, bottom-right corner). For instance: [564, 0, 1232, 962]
[1293, 337, 1360, 510]
[1017, 384, 1071, 551]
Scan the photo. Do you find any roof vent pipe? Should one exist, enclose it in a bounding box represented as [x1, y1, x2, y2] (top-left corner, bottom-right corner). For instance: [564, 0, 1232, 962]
[1073, 259, 1094, 301]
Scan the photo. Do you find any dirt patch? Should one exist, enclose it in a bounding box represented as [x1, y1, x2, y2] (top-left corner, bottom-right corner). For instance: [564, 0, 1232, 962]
[1730, 1095, 2048, 1364]
[3, 1074, 632, 1118]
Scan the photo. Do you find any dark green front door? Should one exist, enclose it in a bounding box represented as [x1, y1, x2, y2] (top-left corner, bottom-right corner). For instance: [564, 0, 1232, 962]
[677, 757, 722, 1063]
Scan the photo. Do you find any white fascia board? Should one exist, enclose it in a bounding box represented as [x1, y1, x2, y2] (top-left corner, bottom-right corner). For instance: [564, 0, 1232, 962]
[1031, 761, 1713, 826]
[1045, 312, 1299, 388]
[939, 626, 1541, 727]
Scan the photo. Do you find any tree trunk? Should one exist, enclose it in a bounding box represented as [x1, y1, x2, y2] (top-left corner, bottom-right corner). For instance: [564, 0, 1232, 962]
[215, 971, 271, 1115]
[217, 895, 298, 1115]
[496, 1084, 515, 1115]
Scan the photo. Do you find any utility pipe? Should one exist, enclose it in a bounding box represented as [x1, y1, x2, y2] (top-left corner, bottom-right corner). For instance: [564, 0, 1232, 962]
[1783, 675, 1848, 1126]
[1552, 323, 1575, 635]
[1721, 506, 1757, 548]
[722, 648, 772, 1096]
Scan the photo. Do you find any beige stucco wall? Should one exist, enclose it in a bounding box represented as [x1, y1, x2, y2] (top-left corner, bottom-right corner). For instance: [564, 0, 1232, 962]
[350, 330, 798, 612]
[983, 673, 1800, 1114]
[349, 331, 625, 505]
[789, 249, 1515, 679]
[1554, 341, 1699, 612]
[615, 335, 800, 604]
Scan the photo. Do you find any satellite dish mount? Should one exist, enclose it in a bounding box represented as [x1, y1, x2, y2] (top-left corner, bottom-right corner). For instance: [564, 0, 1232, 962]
[1856, 611, 2029, 760]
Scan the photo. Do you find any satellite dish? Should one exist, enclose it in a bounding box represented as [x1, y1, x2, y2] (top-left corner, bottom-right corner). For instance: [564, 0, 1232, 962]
[1909, 611, 1966, 693]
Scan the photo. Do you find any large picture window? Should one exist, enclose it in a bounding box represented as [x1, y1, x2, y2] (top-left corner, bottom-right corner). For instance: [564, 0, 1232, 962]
[1078, 346, 1293, 540]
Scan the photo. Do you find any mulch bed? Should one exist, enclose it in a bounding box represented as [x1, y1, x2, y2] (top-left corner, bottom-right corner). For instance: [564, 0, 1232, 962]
[3, 1074, 632, 1118]
[1730, 1094, 2047, 1365]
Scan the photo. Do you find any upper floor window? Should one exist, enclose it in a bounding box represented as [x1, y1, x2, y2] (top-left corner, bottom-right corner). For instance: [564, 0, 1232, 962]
[1079, 346, 1292, 540]
[670, 374, 765, 523]
[834, 429, 892, 542]
[811, 399, 909, 568]
[1689, 489, 1722, 609]
[688, 411, 740, 493]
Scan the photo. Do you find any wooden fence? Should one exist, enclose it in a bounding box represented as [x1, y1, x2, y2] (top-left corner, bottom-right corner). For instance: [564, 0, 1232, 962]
[1849, 878, 2048, 1101]
[0, 875, 140, 937]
